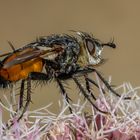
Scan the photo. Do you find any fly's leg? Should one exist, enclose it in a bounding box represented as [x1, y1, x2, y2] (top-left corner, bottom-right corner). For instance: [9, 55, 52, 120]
[94, 69, 120, 97]
[18, 72, 51, 120]
[17, 76, 31, 121]
[19, 79, 25, 110]
[87, 68, 131, 100]
[7, 77, 31, 129]
[85, 77, 106, 94]
[7, 72, 50, 129]
[30, 71, 73, 113]
[56, 78, 72, 113]
[17, 73, 50, 111]
[72, 77, 108, 114]
[74, 68, 106, 94]
[84, 75, 96, 100]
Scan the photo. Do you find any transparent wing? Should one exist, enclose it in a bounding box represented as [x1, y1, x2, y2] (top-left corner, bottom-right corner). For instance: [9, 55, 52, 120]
[0, 52, 12, 57]
[3, 46, 63, 68]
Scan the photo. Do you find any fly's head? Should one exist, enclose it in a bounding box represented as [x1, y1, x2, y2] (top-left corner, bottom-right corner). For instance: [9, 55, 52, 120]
[76, 31, 116, 66]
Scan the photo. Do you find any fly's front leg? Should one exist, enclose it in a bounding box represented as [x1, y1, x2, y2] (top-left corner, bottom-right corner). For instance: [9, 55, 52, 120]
[87, 68, 131, 100]
[84, 75, 96, 100]
[73, 68, 106, 94]
[89, 68, 121, 96]
[72, 76, 108, 114]
[85, 77, 106, 94]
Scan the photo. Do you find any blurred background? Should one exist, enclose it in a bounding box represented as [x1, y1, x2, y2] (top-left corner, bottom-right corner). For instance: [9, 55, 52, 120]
[0, 0, 140, 119]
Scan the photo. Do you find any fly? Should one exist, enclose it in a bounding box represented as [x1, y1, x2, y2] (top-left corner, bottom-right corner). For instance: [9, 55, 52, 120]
[0, 31, 129, 128]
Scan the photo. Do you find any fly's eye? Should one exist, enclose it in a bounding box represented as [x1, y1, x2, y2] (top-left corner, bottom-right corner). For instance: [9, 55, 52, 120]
[86, 39, 95, 55]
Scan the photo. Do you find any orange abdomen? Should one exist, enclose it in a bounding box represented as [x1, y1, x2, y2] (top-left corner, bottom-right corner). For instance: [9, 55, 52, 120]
[0, 53, 43, 82]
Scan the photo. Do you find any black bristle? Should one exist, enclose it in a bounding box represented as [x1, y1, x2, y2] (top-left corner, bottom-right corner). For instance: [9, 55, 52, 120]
[0, 76, 11, 88]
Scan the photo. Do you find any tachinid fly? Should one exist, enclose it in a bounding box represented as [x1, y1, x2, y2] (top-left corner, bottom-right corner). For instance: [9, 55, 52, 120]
[0, 31, 126, 128]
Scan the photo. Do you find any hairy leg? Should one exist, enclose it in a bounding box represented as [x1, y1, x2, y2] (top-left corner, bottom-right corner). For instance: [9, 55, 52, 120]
[19, 79, 25, 109]
[56, 77, 72, 113]
[73, 76, 108, 114]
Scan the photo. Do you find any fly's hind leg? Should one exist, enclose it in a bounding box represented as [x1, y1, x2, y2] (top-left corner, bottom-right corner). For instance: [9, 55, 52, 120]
[18, 72, 51, 120]
[17, 76, 31, 121]
[15, 80, 25, 114]
[7, 77, 31, 129]
[7, 72, 50, 129]
[19, 79, 25, 110]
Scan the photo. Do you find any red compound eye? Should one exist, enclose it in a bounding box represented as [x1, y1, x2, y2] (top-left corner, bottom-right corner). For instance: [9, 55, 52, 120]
[86, 39, 95, 55]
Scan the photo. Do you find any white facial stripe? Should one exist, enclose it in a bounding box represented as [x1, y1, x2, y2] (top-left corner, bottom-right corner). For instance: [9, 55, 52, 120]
[96, 46, 103, 56]
[88, 54, 101, 65]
